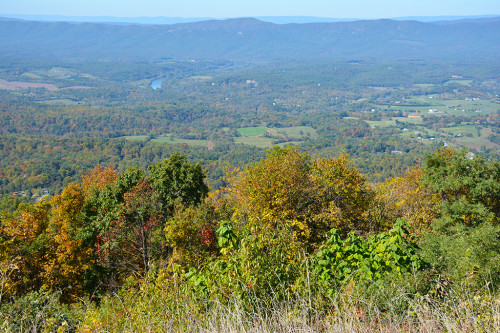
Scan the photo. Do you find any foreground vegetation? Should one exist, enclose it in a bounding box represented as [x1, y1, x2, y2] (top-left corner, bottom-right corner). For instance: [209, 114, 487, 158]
[1, 147, 499, 332]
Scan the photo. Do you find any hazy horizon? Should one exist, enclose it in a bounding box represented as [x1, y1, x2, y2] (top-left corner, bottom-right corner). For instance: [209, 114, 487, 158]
[2, 0, 499, 19]
[1, 13, 499, 26]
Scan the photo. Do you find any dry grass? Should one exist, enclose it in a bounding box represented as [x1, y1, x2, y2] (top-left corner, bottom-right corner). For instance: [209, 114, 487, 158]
[2, 289, 498, 332]
[2, 266, 498, 332]
[76, 286, 500, 333]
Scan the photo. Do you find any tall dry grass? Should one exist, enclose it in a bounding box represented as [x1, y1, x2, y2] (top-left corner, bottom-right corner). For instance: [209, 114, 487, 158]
[77, 282, 499, 333]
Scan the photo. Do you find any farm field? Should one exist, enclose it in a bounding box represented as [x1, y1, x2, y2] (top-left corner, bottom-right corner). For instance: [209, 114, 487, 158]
[0, 79, 58, 91]
[237, 126, 267, 137]
[152, 136, 210, 147]
[120, 126, 318, 149]
[236, 126, 318, 148]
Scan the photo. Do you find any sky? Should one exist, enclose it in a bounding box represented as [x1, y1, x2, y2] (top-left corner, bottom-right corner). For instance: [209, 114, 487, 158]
[1, 0, 500, 18]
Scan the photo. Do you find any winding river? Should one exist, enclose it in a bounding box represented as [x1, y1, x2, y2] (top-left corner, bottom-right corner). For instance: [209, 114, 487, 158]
[150, 77, 166, 90]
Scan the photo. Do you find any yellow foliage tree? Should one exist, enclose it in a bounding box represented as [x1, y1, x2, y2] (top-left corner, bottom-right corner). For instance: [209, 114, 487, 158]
[308, 153, 375, 240]
[230, 146, 311, 236]
[375, 167, 440, 238]
[0, 201, 50, 297]
[228, 147, 375, 248]
[44, 183, 94, 302]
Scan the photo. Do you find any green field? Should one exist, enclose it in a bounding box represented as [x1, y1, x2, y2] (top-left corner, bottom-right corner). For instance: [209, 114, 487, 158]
[120, 135, 209, 147]
[366, 120, 397, 128]
[121, 135, 150, 141]
[120, 126, 317, 149]
[444, 125, 479, 137]
[237, 127, 267, 137]
[452, 136, 498, 151]
[404, 95, 435, 104]
[21, 72, 43, 79]
[30, 67, 76, 78]
[413, 83, 435, 88]
[378, 105, 435, 114]
[235, 126, 317, 148]
[392, 117, 423, 124]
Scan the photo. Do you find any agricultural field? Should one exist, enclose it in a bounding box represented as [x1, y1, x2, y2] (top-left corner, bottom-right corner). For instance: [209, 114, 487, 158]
[152, 136, 211, 147]
[0, 79, 58, 91]
[237, 126, 267, 137]
[121, 126, 318, 149]
[444, 79, 473, 86]
[236, 126, 318, 148]
[452, 136, 498, 151]
[267, 126, 318, 138]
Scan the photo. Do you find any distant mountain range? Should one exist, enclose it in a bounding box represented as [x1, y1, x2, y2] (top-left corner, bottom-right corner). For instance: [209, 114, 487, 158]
[1, 14, 499, 25]
[0, 16, 499, 63]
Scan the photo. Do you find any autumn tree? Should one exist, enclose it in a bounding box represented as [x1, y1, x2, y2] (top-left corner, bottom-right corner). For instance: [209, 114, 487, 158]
[43, 183, 93, 302]
[0, 201, 50, 298]
[116, 177, 163, 277]
[228, 147, 375, 248]
[308, 153, 375, 240]
[375, 167, 440, 238]
[230, 146, 311, 232]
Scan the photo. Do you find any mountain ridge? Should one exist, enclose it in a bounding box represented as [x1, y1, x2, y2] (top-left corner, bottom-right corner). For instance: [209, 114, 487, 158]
[1, 14, 499, 25]
[1, 17, 499, 63]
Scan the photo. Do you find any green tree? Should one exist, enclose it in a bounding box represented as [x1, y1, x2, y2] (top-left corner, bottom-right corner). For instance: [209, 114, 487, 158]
[422, 148, 500, 228]
[148, 154, 209, 218]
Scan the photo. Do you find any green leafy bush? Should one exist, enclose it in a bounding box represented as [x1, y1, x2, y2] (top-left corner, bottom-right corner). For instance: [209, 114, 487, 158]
[187, 221, 305, 304]
[314, 219, 425, 294]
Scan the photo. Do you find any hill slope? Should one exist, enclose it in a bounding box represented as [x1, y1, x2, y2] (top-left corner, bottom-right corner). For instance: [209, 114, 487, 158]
[0, 17, 499, 62]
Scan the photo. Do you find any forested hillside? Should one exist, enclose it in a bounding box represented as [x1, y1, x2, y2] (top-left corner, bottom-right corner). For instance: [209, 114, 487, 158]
[1, 17, 499, 62]
[1, 147, 499, 331]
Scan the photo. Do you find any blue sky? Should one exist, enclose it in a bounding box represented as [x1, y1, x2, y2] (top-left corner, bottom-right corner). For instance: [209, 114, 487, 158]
[2, 0, 499, 18]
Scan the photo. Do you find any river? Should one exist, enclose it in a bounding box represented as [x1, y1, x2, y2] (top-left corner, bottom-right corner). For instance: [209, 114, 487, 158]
[150, 77, 166, 90]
